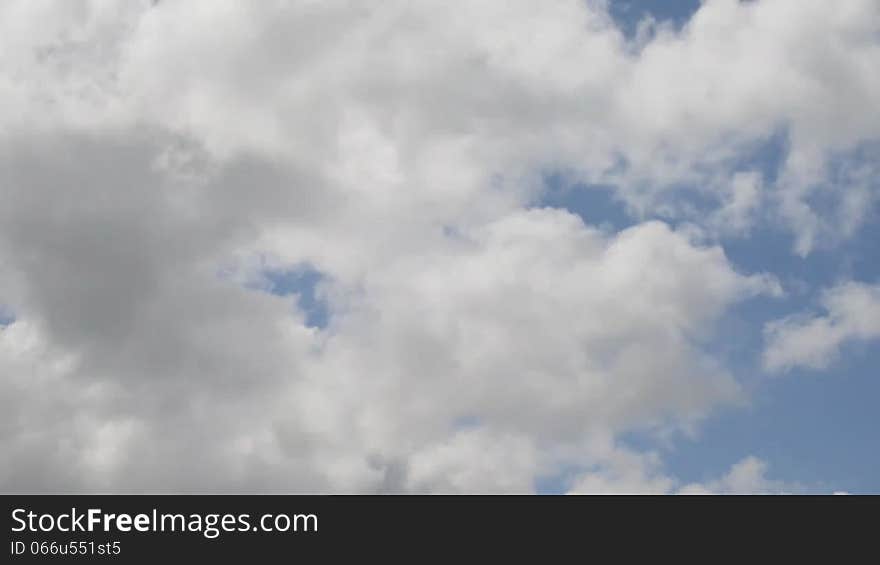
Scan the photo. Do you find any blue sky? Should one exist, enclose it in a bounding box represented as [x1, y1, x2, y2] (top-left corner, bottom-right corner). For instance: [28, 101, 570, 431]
[264, 267, 330, 330]
[608, 0, 702, 37]
[0, 305, 13, 326]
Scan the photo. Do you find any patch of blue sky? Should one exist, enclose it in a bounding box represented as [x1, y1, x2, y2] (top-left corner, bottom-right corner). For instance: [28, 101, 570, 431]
[537, 127, 790, 230]
[0, 304, 14, 326]
[651, 128, 788, 227]
[607, 0, 702, 39]
[262, 266, 330, 330]
[538, 172, 634, 233]
[452, 414, 481, 430]
[729, 127, 790, 185]
[721, 137, 879, 290]
[666, 209, 880, 492]
[659, 341, 880, 493]
[535, 464, 584, 495]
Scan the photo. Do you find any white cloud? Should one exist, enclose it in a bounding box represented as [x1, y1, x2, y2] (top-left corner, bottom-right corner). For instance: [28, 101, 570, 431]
[2, 1, 877, 249]
[0, 142, 777, 490]
[276, 210, 776, 491]
[567, 447, 675, 495]
[764, 282, 880, 373]
[710, 172, 763, 236]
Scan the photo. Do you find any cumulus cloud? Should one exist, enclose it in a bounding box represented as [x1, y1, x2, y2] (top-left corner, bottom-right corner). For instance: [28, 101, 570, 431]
[764, 282, 880, 373]
[0, 0, 876, 492]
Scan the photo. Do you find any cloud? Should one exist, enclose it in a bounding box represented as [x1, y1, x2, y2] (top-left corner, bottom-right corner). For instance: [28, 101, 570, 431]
[0, 0, 875, 492]
[566, 447, 675, 495]
[282, 211, 776, 492]
[764, 282, 880, 373]
[678, 456, 790, 495]
[3, 1, 878, 249]
[0, 132, 776, 490]
[569, 455, 791, 495]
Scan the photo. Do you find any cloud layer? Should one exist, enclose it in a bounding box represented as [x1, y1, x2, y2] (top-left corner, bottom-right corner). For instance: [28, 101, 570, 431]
[0, 0, 878, 492]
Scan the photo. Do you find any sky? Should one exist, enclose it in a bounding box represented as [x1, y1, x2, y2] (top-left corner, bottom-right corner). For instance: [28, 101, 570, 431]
[0, 0, 878, 494]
